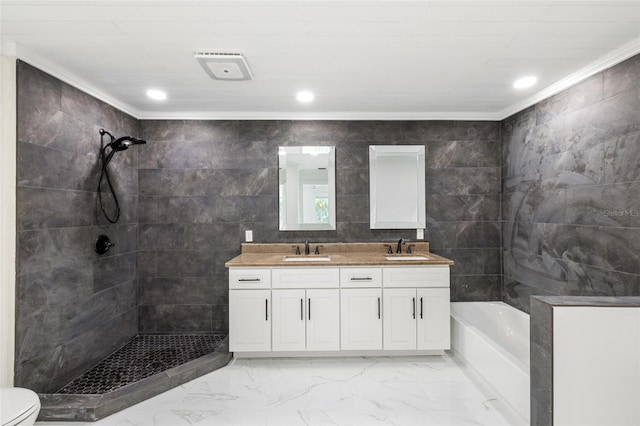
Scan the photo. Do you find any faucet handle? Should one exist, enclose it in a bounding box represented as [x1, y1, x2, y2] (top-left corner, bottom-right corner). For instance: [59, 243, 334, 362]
[291, 245, 301, 255]
[407, 244, 415, 254]
[384, 245, 393, 255]
[314, 245, 324, 255]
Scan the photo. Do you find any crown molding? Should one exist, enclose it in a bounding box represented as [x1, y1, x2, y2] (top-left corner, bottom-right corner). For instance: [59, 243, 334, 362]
[135, 110, 502, 121]
[497, 36, 640, 120]
[10, 46, 503, 121]
[14, 37, 640, 123]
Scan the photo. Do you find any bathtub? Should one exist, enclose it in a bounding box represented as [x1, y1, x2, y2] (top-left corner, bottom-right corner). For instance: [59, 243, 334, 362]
[450, 302, 530, 422]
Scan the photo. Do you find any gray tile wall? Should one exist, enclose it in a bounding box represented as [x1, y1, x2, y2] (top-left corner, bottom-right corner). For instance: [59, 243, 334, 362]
[501, 54, 640, 312]
[15, 61, 502, 386]
[138, 120, 502, 333]
[15, 61, 139, 392]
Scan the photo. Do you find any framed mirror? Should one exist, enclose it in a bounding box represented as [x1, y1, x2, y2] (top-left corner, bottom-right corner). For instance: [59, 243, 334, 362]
[278, 146, 336, 231]
[369, 145, 426, 229]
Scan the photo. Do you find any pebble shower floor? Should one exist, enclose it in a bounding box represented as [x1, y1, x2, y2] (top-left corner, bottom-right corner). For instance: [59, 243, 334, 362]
[57, 334, 226, 394]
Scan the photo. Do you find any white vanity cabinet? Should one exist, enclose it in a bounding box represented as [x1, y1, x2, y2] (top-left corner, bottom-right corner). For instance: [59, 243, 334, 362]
[383, 288, 418, 350]
[229, 268, 272, 352]
[416, 287, 450, 349]
[269, 268, 340, 352]
[305, 289, 341, 350]
[383, 266, 451, 350]
[271, 289, 306, 351]
[340, 268, 383, 350]
[228, 263, 450, 356]
[251, 267, 340, 352]
[340, 288, 383, 350]
[272, 288, 340, 351]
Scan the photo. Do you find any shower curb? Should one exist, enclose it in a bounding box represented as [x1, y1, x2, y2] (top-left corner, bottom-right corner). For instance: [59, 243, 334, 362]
[37, 337, 232, 422]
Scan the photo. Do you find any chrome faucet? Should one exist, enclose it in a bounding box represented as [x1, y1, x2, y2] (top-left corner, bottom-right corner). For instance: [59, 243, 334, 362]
[304, 239, 310, 255]
[396, 238, 405, 254]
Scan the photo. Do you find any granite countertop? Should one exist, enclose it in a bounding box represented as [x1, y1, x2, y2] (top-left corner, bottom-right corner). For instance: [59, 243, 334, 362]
[225, 242, 454, 267]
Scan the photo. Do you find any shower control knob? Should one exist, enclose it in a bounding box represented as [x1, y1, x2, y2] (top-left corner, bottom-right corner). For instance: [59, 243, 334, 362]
[95, 235, 115, 255]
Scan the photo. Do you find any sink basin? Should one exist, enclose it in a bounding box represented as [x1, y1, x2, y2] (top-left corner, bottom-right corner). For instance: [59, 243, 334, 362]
[283, 256, 331, 262]
[385, 255, 432, 261]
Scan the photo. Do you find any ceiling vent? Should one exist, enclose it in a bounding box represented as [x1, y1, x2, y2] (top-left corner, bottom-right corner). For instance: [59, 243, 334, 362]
[195, 52, 253, 81]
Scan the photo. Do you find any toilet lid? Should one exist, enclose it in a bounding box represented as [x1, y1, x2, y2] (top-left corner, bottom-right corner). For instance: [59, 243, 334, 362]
[0, 388, 40, 425]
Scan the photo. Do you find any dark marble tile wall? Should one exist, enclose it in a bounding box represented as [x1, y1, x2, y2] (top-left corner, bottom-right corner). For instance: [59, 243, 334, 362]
[138, 120, 502, 333]
[15, 61, 139, 392]
[501, 54, 640, 313]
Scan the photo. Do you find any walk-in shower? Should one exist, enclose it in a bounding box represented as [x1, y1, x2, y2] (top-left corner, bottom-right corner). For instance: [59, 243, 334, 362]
[34, 129, 232, 422]
[97, 128, 146, 223]
[15, 62, 231, 424]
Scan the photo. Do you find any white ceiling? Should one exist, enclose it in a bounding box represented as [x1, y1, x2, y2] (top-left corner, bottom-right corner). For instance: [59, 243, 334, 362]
[1, 0, 639, 120]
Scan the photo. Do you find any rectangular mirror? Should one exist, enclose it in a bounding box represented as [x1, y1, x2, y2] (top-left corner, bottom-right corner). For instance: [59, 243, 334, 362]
[369, 145, 426, 229]
[279, 146, 336, 231]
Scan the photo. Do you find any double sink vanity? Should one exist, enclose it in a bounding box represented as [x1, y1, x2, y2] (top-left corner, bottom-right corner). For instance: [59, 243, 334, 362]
[228, 144, 450, 357]
[225, 242, 454, 357]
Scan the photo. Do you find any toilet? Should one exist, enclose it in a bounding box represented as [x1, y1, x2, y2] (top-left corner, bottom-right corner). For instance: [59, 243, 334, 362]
[0, 388, 40, 426]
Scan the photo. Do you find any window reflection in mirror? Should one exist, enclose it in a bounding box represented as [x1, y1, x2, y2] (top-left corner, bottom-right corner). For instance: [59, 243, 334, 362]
[278, 146, 336, 231]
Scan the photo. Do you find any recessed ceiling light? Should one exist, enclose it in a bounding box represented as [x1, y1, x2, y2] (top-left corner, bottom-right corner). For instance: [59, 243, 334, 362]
[513, 76, 537, 90]
[146, 89, 167, 101]
[296, 91, 314, 103]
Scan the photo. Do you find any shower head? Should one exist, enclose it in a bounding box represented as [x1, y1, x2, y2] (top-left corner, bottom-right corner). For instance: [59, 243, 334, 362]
[110, 136, 147, 152]
[98, 129, 147, 153]
[97, 129, 149, 223]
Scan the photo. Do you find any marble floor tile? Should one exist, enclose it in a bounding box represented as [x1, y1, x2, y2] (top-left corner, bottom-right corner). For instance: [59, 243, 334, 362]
[37, 353, 525, 426]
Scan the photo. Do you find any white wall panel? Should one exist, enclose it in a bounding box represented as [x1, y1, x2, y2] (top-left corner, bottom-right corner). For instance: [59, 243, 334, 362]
[554, 307, 640, 426]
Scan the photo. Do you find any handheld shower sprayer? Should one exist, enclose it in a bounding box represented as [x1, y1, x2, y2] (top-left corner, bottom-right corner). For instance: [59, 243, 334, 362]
[100, 129, 147, 151]
[97, 128, 147, 223]
[111, 135, 147, 151]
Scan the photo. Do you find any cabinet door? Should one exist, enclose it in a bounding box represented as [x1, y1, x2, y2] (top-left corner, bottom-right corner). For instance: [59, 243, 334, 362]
[383, 288, 417, 350]
[229, 290, 271, 352]
[340, 288, 383, 350]
[306, 289, 340, 351]
[272, 289, 306, 351]
[416, 288, 450, 350]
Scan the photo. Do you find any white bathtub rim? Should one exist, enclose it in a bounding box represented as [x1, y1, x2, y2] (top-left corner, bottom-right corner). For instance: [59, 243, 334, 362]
[451, 302, 530, 372]
[451, 313, 529, 374]
[450, 302, 530, 351]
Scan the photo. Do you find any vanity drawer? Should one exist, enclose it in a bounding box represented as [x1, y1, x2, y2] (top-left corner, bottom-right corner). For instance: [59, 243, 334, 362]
[229, 268, 271, 289]
[383, 266, 450, 288]
[340, 267, 382, 288]
[272, 268, 339, 289]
